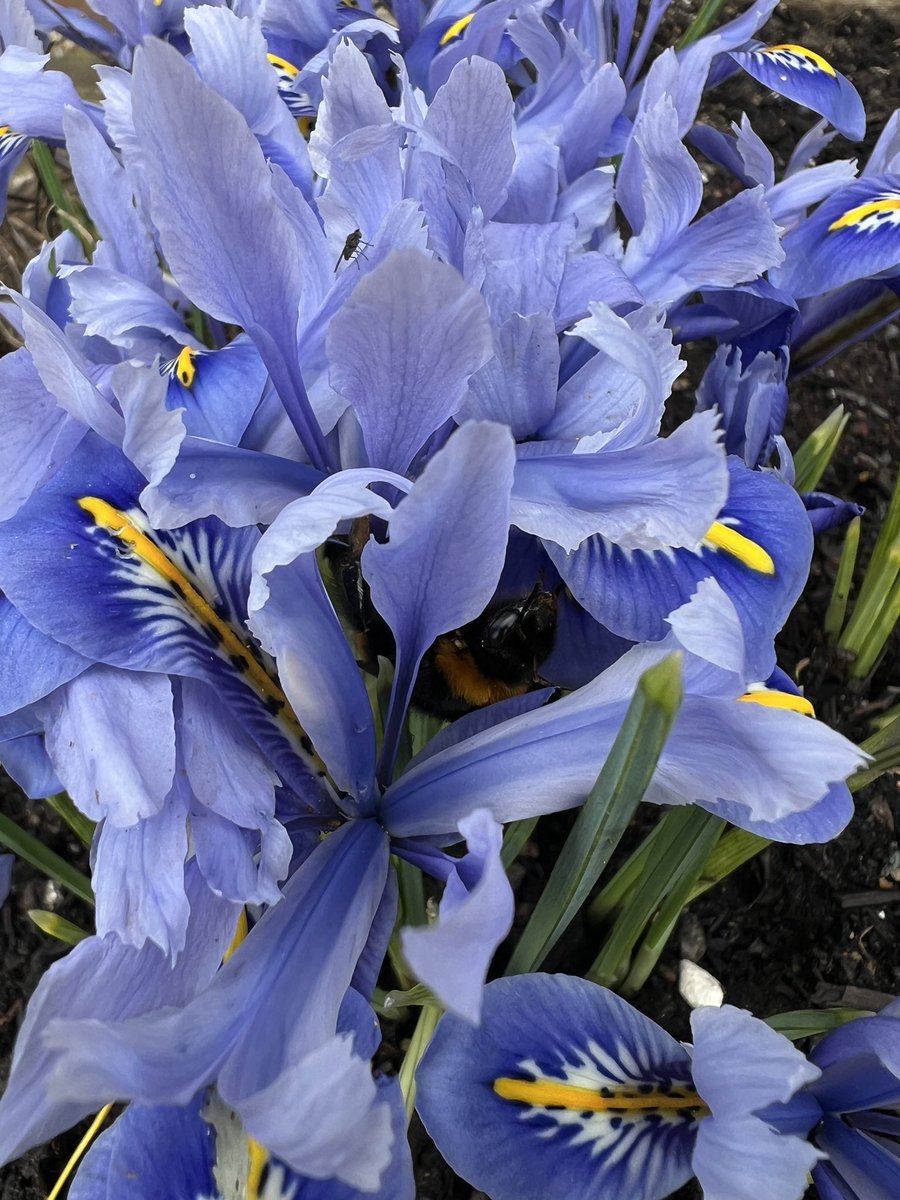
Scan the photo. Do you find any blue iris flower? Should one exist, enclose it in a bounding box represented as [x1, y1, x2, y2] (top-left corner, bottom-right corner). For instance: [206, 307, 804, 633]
[805, 1000, 900, 1200]
[416, 973, 823, 1200]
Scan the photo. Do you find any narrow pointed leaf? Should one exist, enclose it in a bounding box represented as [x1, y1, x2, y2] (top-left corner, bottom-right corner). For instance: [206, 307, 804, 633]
[825, 516, 861, 643]
[505, 654, 683, 976]
[0, 812, 93, 904]
[28, 910, 90, 945]
[792, 405, 850, 493]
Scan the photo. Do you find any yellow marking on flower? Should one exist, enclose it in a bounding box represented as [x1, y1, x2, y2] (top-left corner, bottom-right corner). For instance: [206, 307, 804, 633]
[247, 1138, 269, 1200]
[764, 44, 836, 76]
[0, 125, 9, 137]
[703, 522, 775, 575]
[738, 689, 816, 717]
[267, 53, 300, 77]
[76, 497, 324, 768]
[224, 908, 249, 962]
[46, 1105, 114, 1200]
[174, 345, 197, 389]
[829, 197, 900, 232]
[153, 0, 163, 7]
[440, 12, 475, 46]
[494, 1078, 706, 1113]
[298, 116, 314, 139]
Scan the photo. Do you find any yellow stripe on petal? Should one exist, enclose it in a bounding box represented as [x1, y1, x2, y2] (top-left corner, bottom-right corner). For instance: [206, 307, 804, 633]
[267, 53, 300, 77]
[76, 497, 323, 767]
[174, 346, 197, 389]
[0, 125, 9, 137]
[764, 44, 837, 76]
[224, 908, 249, 962]
[494, 1077, 706, 1113]
[703, 522, 775, 575]
[738, 689, 816, 717]
[440, 12, 475, 46]
[829, 197, 900, 232]
[247, 1138, 269, 1200]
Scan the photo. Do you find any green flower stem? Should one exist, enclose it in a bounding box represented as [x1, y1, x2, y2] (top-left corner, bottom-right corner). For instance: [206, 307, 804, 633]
[677, 0, 731, 48]
[398, 1001, 443, 1124]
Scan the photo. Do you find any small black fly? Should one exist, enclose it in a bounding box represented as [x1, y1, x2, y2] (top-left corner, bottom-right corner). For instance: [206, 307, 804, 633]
[334, 229, 372, 272]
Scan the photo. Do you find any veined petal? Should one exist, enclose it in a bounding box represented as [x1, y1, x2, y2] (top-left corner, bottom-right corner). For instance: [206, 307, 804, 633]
[0, 863, 238, 1166]
[423, 55, 515, 220]
[129, 38, 331, 470]
[814, 1117, 900, 1200]
[0, 436, 333, 809]
[693, 1114, 822, 1200]
[362, 422, 515, 777]
[512, 409, 727, 553]
[68, 1096, 217, 1200]
[547, 457, 812, 679]
[63, 106, 160, 293]
[39, 666, 175, 825]
[41, 821, 389, 1115]
[625, 185, 784, 308]
[92, 776, 191, 955]
[691, 1006, 821, 1118]
[327, 248, 493, 475]
[0, 596, 89, 714]
[416, 975, 697, 1200]
[730, 44, 865, 141]
[772, 174, 900, 299]
[140, 439, 325, 530]
[542, 302, 683, 447]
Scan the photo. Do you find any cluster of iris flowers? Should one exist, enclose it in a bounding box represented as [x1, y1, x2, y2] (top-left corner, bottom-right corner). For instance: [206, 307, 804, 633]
[0, 0, 898, 1196]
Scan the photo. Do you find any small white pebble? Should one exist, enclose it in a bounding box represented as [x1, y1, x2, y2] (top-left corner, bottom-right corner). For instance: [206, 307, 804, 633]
[678, 959, 724, 1009]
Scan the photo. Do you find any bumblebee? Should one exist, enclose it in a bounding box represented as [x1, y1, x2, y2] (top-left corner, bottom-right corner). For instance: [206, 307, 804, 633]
[325, 527, 558, 719]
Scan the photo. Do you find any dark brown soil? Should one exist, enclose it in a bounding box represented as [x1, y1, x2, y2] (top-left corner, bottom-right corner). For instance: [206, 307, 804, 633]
[1, 4, 898, 1199]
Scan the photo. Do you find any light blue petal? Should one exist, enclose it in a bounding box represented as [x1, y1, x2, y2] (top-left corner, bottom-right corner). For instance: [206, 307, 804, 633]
[691, 1006, 820, 1118]
[93, 778, 191, 955]
[541, 302, 683, 446]
[693, 1114, 822, 1200]
[39, 666, 175, 825]
[140, 439, 324, 530]
[423, 55, 515, 220]
[626, 185, 784, 307]
[402, 809, 513, 1021]
[512, 409, 727, 553]
[129, 38, 331, 470]
[63, 106, 160, 292]
[362, 422, 515, 776]
[327, 248, 493, 474]
[0, 863, 238, 1166]
[459, 312, 559, 439]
